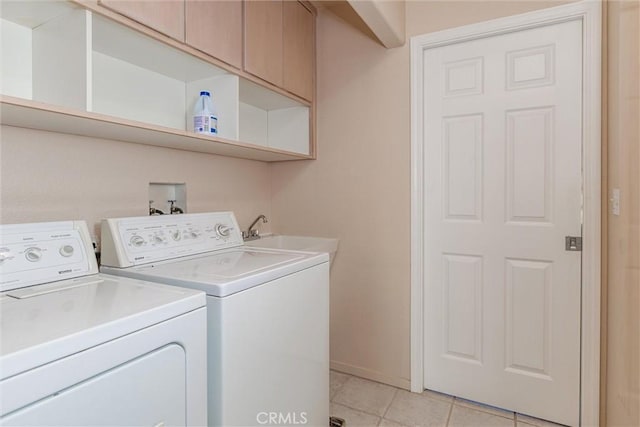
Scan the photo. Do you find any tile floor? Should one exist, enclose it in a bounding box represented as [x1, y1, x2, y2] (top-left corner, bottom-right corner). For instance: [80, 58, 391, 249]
[330, 371, 566, 427]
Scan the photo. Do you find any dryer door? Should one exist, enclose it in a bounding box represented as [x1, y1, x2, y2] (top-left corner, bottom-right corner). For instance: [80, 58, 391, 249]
[1, 344, 186, 426]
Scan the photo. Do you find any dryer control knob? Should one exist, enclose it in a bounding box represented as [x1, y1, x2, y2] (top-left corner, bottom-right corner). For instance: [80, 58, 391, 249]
[215, 224, 232, 238]
[130, 235, 145, 247]
[25, 247, 43, 262]
[0, 247, 11, 264]
[171, 230, 181, 241]
[59, 245, 74, 257]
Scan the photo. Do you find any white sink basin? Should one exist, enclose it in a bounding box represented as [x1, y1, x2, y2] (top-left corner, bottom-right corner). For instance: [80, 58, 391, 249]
[247, 235, 339, 267]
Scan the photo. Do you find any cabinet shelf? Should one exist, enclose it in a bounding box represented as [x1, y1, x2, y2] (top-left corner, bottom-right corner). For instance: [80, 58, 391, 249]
[0, 0, 313, 162]
[1, 96, 311, 162]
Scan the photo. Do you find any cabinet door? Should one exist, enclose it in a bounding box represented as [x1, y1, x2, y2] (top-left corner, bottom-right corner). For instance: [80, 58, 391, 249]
[244, 0, 283, 87]
[283, 1, 314, 101]
[185, 0, 242, 69]
[99, 0, 185, 42]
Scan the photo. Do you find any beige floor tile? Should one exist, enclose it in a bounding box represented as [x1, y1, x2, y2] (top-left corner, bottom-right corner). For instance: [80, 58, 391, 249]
[422, 389, 455, 403]
[330, 371, 351, 400]
[384, 389, 451, 427]
[379, 418, 408, 427]
[448, 405, 515, 427]
[333, 376, 397, 417]
[331, 403, 381, 426]
[516, 413, 567, 427]
[454, 397, 514, 419]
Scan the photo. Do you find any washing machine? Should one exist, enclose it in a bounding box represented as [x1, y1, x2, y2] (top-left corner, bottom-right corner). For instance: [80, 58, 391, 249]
[99, 212, 329, 427]
[0, 220, 207, 426]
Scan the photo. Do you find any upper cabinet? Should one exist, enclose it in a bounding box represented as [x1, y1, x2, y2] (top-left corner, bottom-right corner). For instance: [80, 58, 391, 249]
[283, 1, 314, 101]
[244, 0, 283, 88]
[98, 0, 185, 41]
[244, 0, 315, 101]
[0, 0, 315, 161]
[185, 0, 242, 69]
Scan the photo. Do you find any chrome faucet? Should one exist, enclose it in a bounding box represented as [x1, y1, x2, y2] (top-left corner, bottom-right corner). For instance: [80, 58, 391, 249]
[149, 200, 165, 216]
[168, 200, 184, 214]
[243, 214, 268, 241]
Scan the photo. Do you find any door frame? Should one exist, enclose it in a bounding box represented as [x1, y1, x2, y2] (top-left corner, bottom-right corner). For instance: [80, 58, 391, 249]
[409, 1, 601, 425]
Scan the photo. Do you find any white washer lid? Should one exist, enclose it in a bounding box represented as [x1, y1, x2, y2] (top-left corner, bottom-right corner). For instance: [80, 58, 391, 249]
[0, 273, 205, 379]
[101, 247, 329, 297]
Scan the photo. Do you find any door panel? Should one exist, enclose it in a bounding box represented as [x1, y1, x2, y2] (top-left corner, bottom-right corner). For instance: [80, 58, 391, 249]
[423, 19, 582, 426]
[506, 107, 553, 222]
[244, 0, 283, 87]
[185, 0, 242, 69]
[283, 1, 314, 101]
[2, 345, 186, 425]
[99, 0, 185, 42]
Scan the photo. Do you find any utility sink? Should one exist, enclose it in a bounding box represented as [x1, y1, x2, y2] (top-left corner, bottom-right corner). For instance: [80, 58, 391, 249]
[246, 235, 339, 267]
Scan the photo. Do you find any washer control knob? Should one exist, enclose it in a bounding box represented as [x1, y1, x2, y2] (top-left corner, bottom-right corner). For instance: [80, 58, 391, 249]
[25, 247, 43, 262]
[59, 245, 74, 257]
[0, 247, 11, 264]
[190, 231, 199, 239]
[153, 235, 165, 244]
[130, 235, 145, 247]
[215, 224, 232, 238]
[171, 230, 181, 241]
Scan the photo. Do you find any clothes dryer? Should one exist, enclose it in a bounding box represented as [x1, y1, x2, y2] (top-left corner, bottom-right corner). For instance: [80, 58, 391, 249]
[0, 221, 207, 426]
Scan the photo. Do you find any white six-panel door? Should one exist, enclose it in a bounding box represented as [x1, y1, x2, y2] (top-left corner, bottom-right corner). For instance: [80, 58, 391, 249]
[423, 19, 582, 426]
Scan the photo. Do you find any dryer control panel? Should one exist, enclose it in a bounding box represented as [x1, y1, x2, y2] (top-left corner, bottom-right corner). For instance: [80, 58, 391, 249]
[0, 221, 97, 292]
[101, 212, 243, 267]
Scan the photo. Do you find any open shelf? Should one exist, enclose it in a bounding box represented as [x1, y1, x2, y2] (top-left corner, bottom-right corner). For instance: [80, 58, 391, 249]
[0, 0, 313, 160]
[1, 96, 311, 162]
[0, 1, 88, 110]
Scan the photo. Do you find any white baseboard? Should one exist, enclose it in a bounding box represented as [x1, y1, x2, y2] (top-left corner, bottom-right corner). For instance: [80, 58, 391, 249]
[330, 360, 411, 391]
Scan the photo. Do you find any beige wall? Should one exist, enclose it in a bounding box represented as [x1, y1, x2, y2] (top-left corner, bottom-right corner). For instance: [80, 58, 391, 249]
[0, 125, 272, 242]
[272, 6, 412, 386]
[2, 1, 638, 423]
[271, 1, 568, 388]
[605, 1, 640, 425]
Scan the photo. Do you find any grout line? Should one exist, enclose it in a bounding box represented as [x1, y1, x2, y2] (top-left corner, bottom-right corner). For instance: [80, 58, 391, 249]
[332, 373, 403, 419]
[336, 377, 555, 427]
[445, 399, 454, 427]
[332, 375, 354, 400]
[331, 401, 389, 419]
[330, 376, 351, 402]
[381, 387, 400, 419]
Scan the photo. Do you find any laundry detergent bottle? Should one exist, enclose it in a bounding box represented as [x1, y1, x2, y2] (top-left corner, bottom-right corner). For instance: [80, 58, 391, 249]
[193, 91, 218, 135]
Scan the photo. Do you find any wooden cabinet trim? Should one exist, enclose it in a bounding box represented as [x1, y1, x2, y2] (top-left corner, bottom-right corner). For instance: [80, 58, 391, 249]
[298, 0, 317, 15]
[1, 95, 314, 161]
